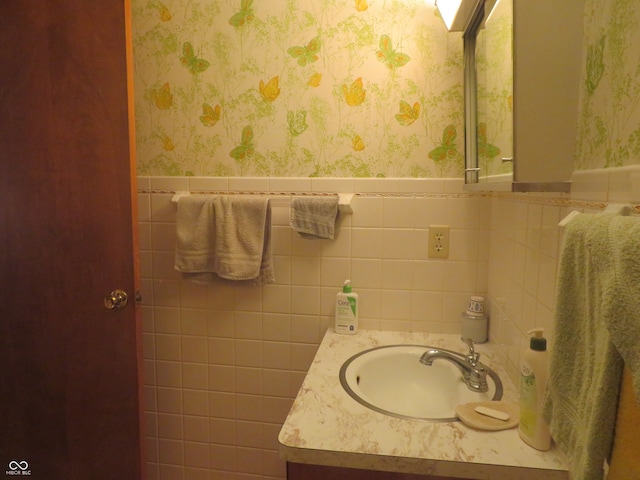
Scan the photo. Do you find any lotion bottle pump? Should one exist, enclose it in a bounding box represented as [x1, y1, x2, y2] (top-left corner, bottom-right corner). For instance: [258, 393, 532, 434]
[519, 328, 551, 451]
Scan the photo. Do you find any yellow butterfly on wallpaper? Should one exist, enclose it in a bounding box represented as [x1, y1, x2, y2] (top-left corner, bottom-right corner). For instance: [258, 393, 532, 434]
[343, 77, 366, 106]
[308, 73, 322, 87]
[428, 125, 458, 162]
[230, 126, 255, 160]
[158, 3, 172, 22]
[229, 0, 254, 27]
[355, 0, 368, 12]
[199, 103, 221, 127]
[180, 42, 210, 75]
[259, 76, 280, 102]
[376, 35, 410, 69]
[395, 100, 420, 126]
[160, 134, 175, 151]
[352, 135, 365, 151]
[153, 82, 173, 110]
[287, 36, 321, 67]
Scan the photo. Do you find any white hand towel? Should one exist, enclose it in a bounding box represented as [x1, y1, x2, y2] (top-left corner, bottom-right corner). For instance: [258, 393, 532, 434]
[174, 194, 217, 274]
[290, 196, 339, 240]
[212, 195, 274, 284]
[174, 195, 274, 285]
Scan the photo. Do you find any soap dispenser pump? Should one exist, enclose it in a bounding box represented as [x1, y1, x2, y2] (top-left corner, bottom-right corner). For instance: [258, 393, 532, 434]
[519, 328, 551, 451]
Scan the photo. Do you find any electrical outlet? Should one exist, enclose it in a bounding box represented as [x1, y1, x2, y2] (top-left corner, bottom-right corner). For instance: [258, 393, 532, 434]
[428, 225, 450, 259]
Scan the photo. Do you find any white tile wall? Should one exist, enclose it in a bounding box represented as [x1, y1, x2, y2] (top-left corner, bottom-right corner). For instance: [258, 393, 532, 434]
[139, 177, 490, 479]
[138, 167, 640, 480]
[486, 166, 640, 385]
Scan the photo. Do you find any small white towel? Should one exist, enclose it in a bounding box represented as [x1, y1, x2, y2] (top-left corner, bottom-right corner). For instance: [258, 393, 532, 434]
[174, 195, 217, 274]
[175, 195, 274, 285]
[290, 196, 339, 240]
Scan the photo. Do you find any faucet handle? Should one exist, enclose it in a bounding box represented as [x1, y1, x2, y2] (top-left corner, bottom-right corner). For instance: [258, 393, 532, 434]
[461, 337, 480, 364]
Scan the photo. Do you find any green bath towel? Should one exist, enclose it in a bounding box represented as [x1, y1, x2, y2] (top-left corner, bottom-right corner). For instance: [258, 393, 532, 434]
[543, 212, 640, 480]
[603, 215, 640, 399]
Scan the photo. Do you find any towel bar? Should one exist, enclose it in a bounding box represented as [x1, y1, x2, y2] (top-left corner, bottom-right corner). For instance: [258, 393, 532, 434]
[604, 203, 631, 215]
[558, 210, 581, 229]
[558, 203, 631, 230]
[170, 191, 354, 214]
[338, 193, 354, 214]
[171, 191, 190, 203]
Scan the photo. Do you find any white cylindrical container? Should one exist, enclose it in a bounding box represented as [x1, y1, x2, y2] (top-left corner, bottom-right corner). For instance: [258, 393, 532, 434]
[461, 312, 488, 343]
[461, 296, 488, 343]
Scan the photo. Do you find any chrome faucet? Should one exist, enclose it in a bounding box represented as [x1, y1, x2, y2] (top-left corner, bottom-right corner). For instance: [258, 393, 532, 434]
[419, 338, 489, 393]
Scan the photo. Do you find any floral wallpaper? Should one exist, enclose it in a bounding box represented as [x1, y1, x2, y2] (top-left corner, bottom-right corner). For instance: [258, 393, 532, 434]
[576, 0, 640, 169]
[131, 0, 465, 177]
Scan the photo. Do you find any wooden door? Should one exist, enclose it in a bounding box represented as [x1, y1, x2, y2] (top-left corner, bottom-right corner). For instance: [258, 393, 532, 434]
[0, 1, 144, 478]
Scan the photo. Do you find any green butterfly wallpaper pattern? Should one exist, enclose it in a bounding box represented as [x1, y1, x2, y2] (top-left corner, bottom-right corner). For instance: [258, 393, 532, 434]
[576, 0, 640, 169]
[131, 0, 465, 178]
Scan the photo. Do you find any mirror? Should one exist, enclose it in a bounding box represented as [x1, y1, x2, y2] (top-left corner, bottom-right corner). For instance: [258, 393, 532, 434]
[463, 0, 513, 187]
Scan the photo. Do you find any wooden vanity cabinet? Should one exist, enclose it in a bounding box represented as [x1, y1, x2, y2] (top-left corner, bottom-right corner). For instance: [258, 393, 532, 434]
[287, 462, 470, 480]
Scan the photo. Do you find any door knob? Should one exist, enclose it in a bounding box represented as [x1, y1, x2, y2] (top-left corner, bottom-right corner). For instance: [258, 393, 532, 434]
[104, 289, 128, 310]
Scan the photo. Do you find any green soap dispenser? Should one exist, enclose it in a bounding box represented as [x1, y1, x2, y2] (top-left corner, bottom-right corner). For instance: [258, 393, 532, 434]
[519, 328, 551, 450]
[334, 280, 358, 335]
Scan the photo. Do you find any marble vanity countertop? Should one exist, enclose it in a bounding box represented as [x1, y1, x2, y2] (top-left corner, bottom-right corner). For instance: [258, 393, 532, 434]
[278, 330, 569, 480]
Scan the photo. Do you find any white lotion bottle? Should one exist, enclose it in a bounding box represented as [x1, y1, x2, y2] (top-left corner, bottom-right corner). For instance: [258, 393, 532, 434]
[334, 280, 358, 335]
[519, 328, 551, 450]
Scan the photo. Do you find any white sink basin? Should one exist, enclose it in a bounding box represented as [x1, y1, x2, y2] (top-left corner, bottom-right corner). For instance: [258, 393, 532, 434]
[339, 345, 502, 421]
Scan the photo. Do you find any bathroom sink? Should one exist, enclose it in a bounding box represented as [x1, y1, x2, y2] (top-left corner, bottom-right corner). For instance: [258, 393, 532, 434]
[339, 345, 502, 421]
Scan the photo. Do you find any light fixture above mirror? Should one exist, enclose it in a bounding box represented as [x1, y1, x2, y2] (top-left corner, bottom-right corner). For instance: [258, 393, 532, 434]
[435, 0, 482, 31]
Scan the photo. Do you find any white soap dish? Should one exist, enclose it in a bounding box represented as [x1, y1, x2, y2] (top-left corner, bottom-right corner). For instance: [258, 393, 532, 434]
[455, 401, 519, 431]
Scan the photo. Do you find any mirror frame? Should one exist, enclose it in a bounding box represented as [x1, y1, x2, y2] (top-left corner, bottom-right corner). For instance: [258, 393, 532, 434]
[463, 4, 484, 185]
[463, 0, 514, 190]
